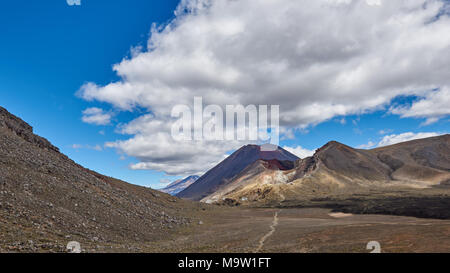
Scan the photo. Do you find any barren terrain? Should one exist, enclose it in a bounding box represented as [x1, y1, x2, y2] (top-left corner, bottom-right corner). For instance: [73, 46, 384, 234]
[1, 106, 449, 253]
[141, 207, 450, 253]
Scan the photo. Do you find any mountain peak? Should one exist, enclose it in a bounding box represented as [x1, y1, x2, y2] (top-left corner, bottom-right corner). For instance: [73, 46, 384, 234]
[323, 140, 345, 148]
[177, 144, 299, 200]
[160, 175, 200, 196]
[200, 135, 450, 206]
[314, 140, 352, 156]
[235, 144, 299, 161]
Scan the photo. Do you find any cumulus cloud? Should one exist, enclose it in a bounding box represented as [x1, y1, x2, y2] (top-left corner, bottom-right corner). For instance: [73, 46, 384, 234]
[81, 107, 112, 125]
[103, 113, 247, 175]
[159, 178, 172, 185]
[390, 87, 450, 125]
[71, 144, 103, 151]
[358, 131, 445, 148]
[378, 129, 393, 135]
[78, 0, 450, 175]
[283, 145, 316, 159]
[378, 132, 443, 147]
[357, 141, 377, 149]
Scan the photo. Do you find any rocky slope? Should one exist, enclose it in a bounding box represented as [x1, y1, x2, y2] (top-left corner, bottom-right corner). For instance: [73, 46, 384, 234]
[0, 106, 206, 252]
[160, 175, 199, 196]
[177, 145, 299, 201]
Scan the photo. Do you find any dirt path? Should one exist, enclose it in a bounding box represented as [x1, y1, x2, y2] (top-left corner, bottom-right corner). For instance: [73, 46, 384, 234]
[279, 192, 285, 204]
[255, 210, 279, 253]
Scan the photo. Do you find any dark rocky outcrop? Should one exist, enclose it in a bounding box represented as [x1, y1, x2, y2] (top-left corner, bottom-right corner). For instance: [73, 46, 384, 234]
[0, 107, 59, 152]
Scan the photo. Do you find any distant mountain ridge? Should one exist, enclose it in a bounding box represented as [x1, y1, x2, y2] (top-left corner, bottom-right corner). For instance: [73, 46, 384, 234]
[177, 145, 300, 201]
[178, 135, 450, 205]
[160, 175, 200, 195]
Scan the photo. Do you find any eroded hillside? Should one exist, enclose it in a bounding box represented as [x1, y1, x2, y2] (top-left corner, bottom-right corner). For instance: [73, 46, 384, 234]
[0, 106, 208, 252]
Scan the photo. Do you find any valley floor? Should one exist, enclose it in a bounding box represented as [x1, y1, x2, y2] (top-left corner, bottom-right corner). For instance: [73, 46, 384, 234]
[2, 207, 449, 253]
[149, 207, 450, 253]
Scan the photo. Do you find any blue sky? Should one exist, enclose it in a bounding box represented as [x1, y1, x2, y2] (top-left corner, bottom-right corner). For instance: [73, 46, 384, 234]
[0, 0, 180, 187]
[1, 0, 449, 189]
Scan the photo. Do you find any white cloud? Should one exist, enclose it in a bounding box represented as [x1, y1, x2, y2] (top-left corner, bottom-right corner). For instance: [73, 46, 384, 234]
[357, 141, 377, 149]
[71, 144, 103, 151]
[103, 113, 246, 176]
[77, 0, 450, 175]
[81, 107, 112, 125]
[390, 87, 450, 125]
[359, 131, 446, 149]
[66, 0, 81, 6]
[377, 132, 443, 147]
[159, 178, 172, 185]
[378, 129, 393, 135]
[366, 0, 382, 6]
[283, 145, 315, 159]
